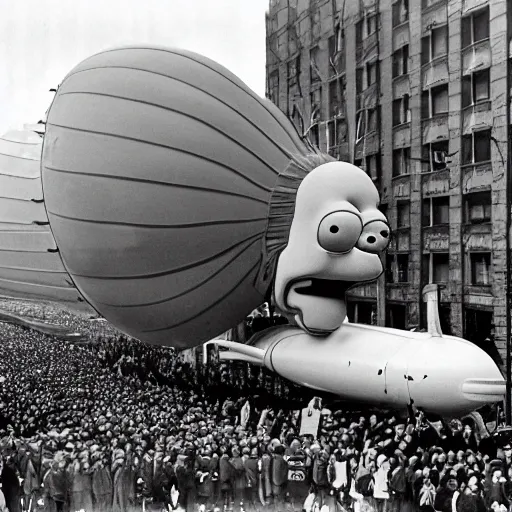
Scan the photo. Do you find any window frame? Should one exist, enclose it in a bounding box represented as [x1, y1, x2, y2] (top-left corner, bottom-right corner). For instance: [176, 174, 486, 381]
[461, 7, 490, 50]
[422, 196, 450, 227]
[469, 252, 492, 286]
[392, 147, 411, 177]
[464, 190, 492, 224]
[461, 68, 490, 108]
[422, 25, 448, 65]
[461, 129, 492, 165]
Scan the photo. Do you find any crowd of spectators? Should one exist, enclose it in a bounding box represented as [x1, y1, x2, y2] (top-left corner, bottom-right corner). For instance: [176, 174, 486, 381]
[0, 311, 511, 512]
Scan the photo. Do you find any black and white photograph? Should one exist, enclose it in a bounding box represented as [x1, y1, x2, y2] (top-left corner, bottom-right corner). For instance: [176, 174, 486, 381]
[0, 0, 511, 511]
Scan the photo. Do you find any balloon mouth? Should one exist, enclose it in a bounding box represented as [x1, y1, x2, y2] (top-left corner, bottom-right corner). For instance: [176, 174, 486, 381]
[283, 278, 358, 335]
[292, 278, 358, 300]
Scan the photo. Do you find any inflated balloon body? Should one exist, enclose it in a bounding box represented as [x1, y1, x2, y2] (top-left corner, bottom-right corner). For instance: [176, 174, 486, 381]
[40, 46, 340, 348]
[0, 45, 505, 414]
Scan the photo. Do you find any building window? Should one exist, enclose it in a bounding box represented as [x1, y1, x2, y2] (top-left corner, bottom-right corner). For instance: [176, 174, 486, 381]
[422, 253, 450, 285]
[347, 301, 377, 325]
[392, 0, 409, 27]
[462, 8, 489, 49]
[329, 79, 343, 118]
[422, 141, 449, 172]
[366, 61, 379, 87]
[464, 308, 494, 351]
[392, 45, 409, 78]
[421, 84, 449, 118]
[367, 107, 379, 133]
[397, 253, 409, 283]
[464, 190, 492, 224]
[328, 25, 344, 75]
[392, 147, 411, 176]
[356, 20, 363, 46]
[268, 70, 279, 107]
[287, 56, 301, 85]
[310, 46, 321, 83]
[421, 26, 448, 65]
[470, 252, 491, 285]
[433, 253, 449, 283]
[462, 129, 491, 165]
[308, 124, 320, 147]
[387, 303, 407, 330]
[422, 196, 450, 227]
[393, 95, 411, 126]
[366, 14, 378, 36]
[462, 69, 490, 108]
[397, 201, 410, 228]
[328, 118, 347, 154]
[365, 153, 381, 181]
[386, 254, 395, 283]
[356, 111, 366, 140]
[310, 88, 322, 124]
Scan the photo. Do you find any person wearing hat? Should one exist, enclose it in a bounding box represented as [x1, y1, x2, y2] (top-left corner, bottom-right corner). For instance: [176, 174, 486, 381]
[68, 458, 94, 512]
[286, 440, 308, 512]
[271, 445, 288, 512]
[230, 447, 246, 512]
[175, 450, 197, 512]
[243, 447, 260, 512]
[91, 453, 112, 512]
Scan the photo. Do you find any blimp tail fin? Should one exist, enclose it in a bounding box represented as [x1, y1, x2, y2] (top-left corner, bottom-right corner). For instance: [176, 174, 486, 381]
[0, 131, 91, 313]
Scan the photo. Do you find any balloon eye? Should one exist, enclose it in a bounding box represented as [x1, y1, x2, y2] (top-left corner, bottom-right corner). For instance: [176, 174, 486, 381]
[317, 211, 363, 253]
[356, 220, 391, 254]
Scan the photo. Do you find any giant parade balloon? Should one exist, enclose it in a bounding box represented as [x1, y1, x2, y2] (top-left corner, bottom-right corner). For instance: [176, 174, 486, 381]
[40, 46, 337, 348]
[0, 45, 505, 414]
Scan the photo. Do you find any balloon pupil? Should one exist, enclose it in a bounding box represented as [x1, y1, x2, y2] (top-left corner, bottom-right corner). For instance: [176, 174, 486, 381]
[330, 225, 339, 234]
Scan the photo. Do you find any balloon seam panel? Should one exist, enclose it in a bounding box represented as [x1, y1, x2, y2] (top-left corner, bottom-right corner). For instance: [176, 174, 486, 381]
[62, 65, 298, 163]
[44, 125, 272, 196]
[44, 165, 269, 205]
[0, 151, 39, 162]
[94, 237, 261, 308]
[47, 210, 267, 229]
[58, 90, 280, 178]
[141, 259, 261, 332]
[67, 47, 306, 154]
[67, 231, 264, 280]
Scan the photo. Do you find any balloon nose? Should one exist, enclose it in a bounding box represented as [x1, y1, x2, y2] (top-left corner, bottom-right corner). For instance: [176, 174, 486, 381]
[356, 220, 390, 254]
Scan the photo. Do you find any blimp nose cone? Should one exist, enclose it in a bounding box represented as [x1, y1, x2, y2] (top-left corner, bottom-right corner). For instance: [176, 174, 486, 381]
[398, 334, 505, 416]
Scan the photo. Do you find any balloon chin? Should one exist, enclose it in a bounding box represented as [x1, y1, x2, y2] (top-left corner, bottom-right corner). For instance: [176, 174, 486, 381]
[289, 292, 347, 335]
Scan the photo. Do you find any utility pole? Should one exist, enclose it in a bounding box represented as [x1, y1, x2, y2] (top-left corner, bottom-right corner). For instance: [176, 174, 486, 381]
[505, 1, 511, 425]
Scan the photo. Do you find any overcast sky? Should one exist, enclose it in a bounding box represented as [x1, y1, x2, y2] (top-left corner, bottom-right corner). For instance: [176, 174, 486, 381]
[0, 0, 269, 133]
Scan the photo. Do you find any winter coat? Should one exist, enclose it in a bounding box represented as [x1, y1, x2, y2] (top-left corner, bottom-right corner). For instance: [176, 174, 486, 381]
[230, 456, 246, 491]
[196, 456, 213, 497]
[92, 465, 113, 512]
[1, 464, 21, 512]
[244, 456, 259, 489]
[312, 455, 330, 488]
[271, 454, 288, 488]
[23, 459, 40, 497]
[219, 454, 233, 491]
[43, 468, 67, 503]
[69, 469, 94, 512]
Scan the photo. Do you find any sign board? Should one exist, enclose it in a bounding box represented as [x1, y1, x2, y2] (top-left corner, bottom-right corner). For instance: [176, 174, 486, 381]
[299, 407, 321, 437]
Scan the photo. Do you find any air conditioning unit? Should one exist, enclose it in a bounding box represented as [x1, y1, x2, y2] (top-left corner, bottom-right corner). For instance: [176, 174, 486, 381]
[433, 151, 446, 164]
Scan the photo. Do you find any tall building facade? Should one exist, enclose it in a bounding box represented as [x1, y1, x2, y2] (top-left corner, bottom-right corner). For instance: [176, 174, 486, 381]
[265, 0, 511, 363]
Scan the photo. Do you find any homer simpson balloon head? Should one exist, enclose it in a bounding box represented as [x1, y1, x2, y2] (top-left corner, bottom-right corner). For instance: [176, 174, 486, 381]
[271, 160, 390, 335]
